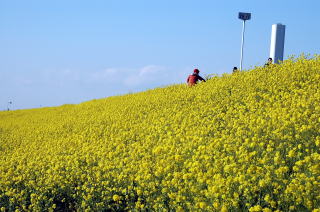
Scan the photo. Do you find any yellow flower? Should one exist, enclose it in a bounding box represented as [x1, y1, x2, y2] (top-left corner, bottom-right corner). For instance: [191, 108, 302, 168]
[221, 205, 228, 212]
[249, 205, 262, 212]
[112, 194, 121, 202]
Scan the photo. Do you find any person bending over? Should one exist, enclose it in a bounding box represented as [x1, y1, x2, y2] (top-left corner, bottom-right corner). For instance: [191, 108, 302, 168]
[187, 69, 206, 87]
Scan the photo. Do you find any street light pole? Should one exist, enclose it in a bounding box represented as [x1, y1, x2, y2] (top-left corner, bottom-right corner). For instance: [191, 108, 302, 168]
[240, 20, 246, 71]
[238, 12, 251, 71]
[7, 101, 12, 111]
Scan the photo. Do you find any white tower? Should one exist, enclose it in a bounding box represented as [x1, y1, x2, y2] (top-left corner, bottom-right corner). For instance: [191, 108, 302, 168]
[269, 23, 286, 64]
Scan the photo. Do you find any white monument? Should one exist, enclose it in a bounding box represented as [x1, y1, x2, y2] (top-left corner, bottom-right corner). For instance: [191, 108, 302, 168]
[270, 24, 286, 64]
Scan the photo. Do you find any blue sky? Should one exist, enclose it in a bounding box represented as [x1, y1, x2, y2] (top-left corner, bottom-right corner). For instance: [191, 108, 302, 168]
[1, 0, 319, 110]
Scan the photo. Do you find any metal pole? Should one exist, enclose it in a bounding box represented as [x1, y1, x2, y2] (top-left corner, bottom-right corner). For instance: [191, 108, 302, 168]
[240, 20, 246, 71]
[7, 101, 12, 111]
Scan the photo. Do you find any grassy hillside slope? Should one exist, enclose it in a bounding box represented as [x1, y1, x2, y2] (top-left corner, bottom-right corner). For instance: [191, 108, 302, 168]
[0, 56, 320, 211]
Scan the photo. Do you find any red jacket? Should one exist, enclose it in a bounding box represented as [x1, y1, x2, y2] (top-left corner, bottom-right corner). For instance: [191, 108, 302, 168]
[187, 73, 205, 86]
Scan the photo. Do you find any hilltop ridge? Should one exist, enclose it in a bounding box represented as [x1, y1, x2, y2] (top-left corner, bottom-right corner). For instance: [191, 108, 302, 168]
[0, 56, 319, 211]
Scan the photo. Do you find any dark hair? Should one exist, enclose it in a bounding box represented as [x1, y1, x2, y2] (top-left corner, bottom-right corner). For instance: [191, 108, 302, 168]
[233, 67, 237, 69]
[268, 57, 272, 61]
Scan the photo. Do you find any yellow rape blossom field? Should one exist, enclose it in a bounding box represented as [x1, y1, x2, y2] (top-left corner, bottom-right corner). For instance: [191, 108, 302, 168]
[0, 56, 320, 211]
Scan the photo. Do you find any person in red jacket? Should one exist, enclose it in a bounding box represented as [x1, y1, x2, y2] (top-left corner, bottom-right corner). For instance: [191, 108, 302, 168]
[187, 69, 206, 87]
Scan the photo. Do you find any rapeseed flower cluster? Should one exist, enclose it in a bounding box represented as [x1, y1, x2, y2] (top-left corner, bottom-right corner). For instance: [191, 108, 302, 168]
[0, 55, 319, 211]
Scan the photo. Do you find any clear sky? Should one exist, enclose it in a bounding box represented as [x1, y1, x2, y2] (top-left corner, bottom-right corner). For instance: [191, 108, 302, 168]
[1, 0, 319, 110]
